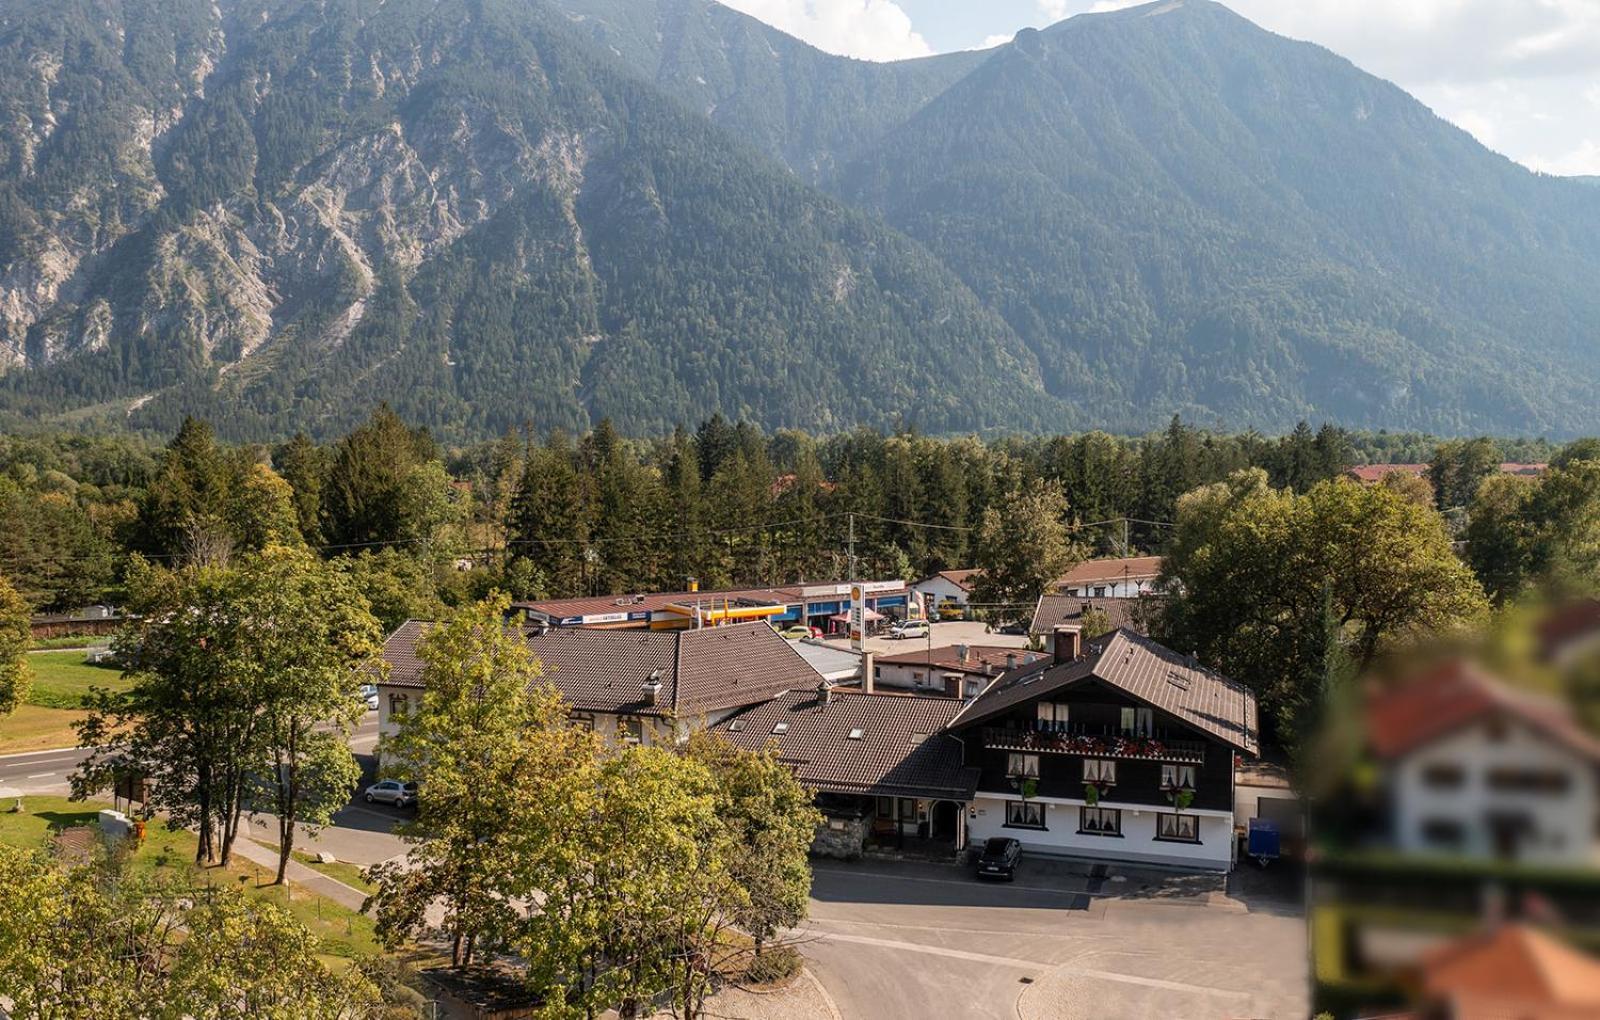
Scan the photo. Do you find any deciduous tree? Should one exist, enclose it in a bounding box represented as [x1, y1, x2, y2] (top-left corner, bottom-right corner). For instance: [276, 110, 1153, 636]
[0, 573, 30, 716]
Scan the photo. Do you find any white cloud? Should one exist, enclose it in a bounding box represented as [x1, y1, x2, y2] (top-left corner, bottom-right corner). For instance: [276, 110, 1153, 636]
[718, 0, 933, 61]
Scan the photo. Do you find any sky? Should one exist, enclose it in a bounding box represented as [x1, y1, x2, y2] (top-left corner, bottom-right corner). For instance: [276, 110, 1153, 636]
[717, 0, 1600, 177]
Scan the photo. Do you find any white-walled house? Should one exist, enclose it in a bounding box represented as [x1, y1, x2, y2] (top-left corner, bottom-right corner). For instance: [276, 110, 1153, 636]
[1368, 659, 1600, 867]
[714, 624, 1260, 871]
[909, 570, 980, 617]
[373, 620, 827, 751]
[1056, 556, 1162, 599]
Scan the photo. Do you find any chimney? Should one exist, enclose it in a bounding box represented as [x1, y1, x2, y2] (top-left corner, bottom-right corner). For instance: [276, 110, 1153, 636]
[817, 680, 836, 705]
[1005, 653, 1018, 671]
[1053, 625, 1082, 664]
[643, 669, 664, 707]
[862, 652, 875, 694]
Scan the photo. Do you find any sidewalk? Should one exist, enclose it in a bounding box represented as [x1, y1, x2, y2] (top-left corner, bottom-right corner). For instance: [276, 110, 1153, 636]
[230, 836, 370, 912]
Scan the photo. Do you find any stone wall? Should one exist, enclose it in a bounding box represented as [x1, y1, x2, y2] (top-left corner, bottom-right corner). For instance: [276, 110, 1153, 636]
[811, 813, 869, 860]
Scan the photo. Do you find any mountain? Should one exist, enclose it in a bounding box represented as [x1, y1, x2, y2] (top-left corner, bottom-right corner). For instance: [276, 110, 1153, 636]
[0, 0, 1042, 439]
[1, 0, 1599, 439]
[826, 2, 1600, 435]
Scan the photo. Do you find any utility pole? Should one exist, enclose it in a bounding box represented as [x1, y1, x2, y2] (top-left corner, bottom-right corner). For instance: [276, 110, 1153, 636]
[847, 511, 857, 582]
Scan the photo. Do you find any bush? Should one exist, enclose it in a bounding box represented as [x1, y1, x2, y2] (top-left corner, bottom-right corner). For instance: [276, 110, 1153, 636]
[742, 944, 802, 987]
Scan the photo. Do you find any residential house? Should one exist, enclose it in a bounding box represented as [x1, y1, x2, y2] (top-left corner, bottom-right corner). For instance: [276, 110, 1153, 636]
[715, 625, 1260, 871]
[872, 644, 1047, 699]
[715, 687, 979, 858]
[373, 620, 826, 749]
[909, 569, 980, 618]
[947, 626, 1259, 871]
[1056, 556, 1163, 599]
[1028, 594, 1153, 639]
[1366, 658, 1600, 866]
[1406, 924, 1600, 1020]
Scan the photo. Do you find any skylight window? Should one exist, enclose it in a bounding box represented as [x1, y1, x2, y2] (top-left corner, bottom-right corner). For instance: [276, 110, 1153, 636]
[847, 728, 864, 740]
[727, 719, 745, 732]
[909, 732, 927, 745]
[772, 722, 789, 734]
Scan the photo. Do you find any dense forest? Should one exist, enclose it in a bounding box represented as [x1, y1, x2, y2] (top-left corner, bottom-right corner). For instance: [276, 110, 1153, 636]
[0, 408, 1577, 625]
[3, 0, 1600, 439]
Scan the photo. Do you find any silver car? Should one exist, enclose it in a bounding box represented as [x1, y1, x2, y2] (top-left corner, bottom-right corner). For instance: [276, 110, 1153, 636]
[364, 779, 418, 808]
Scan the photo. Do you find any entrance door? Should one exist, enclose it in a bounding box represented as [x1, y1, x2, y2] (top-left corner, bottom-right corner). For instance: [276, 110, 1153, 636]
[1486, 812, 1528, 861]
[930, 800, 958, 841]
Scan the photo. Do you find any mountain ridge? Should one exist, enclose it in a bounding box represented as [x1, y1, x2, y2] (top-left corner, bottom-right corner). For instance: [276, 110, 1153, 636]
[0, 0, 1597, 439]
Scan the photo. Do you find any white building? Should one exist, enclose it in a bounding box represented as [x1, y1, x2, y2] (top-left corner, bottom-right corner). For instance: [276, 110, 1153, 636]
[1368, 659, 1600, 867]
[1056, 556, 1162, 599]
[909, 570, 980, 617]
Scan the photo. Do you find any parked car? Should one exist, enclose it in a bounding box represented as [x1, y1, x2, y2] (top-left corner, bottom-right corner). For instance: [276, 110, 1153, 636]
[359, 683, 379, 711]
[975, 836, 1021, 880]
[364, 780, 418, 808]
[777, 625, 813, 640]
[888, 619, 930, 640]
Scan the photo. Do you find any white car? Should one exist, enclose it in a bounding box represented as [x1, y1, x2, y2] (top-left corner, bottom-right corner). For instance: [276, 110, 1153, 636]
[359, 684, 379, 711]
[889, 619, 930, 640]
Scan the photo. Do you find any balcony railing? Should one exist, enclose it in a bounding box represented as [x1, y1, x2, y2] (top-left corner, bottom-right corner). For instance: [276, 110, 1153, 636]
[983, 725, 1206, 764]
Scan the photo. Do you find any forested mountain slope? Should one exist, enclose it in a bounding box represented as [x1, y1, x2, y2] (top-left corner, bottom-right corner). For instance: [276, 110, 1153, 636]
[832, 1, 1600, 435]
[0, 0, 1042, 439]
[2, 0, 1599, 439]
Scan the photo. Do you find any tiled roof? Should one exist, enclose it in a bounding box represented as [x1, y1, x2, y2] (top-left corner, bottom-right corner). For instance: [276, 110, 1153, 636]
[948, 629, 1259, 755]
[1365, 658, 1600, 762]
[373, 621, 823, 718]
[1347, 463, 1429, 483]
[715, 690, 979, 801]
[874, 643, 1046, 676]
[1422, 925, 1600, 1014]
[1028, 595, 1154, 636]
[1058, 556, 1162, 587]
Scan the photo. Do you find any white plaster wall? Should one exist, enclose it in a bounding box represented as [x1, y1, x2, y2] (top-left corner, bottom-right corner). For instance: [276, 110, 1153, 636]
[966, 793, 1234, 871]
[1392, 718, 1598, 866]
[912, 578, 970, 610]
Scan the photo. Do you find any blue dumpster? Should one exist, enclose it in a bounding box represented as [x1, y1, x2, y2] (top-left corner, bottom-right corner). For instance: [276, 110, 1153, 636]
[1247, 817, 1280, 866]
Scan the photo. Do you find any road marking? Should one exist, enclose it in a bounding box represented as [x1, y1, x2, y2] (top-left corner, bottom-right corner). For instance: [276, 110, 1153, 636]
[812, 865, 1089, 898]
[809, 931, 1251, 1000]
[26, 772, 56, 779]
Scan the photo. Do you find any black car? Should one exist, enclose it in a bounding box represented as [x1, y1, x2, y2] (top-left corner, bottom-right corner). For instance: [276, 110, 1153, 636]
[975, 836, 1021, 880]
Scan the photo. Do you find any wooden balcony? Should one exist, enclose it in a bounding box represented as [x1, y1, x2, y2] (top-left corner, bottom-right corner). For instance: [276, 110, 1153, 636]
[982, 725, 1207, 764]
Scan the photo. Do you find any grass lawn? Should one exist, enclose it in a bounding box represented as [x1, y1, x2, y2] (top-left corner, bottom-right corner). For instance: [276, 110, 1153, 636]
[0, 703, 92, 753]
[249, 837, 379, 894]
[26, 650, 130, 708]
[29, 635, 105, 650]
[0, 795, 380, 958]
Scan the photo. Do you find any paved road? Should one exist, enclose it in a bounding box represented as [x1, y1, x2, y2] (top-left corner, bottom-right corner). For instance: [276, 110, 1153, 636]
[800, 857, 1307, 1020]
[0, 713, 383, 794]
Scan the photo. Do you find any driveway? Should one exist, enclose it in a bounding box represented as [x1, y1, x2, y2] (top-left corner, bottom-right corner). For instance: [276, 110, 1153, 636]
[799, 856, 1306, 1020]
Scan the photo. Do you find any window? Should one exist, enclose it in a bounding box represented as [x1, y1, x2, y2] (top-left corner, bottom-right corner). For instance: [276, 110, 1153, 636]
[1083, 758, 1117, 785]
[619, 715, 644, 744]
[1422, 818, 1465, 849]
[1422, 763, 1465, 790]
[1007, 753, 1040, 778]
[569, 712, 595, 732]
[1006, 801, 1046, 829]
[1156, 813, 1200, 843]
[388, 692, 409, 717]
[899, 798, 918, 822]
[1037, 702, 1068, 731]
[1486, 768, 1572, 794]
[1160, 764, 1196, 790]
[772, 722, 789, 735]
[848, 728, 864, 740]
[876, 796, 894, 818]
[1120, 707, 1154, 737]
[1079, 807, 1121, 836]
[1094, 586, 1108, 598]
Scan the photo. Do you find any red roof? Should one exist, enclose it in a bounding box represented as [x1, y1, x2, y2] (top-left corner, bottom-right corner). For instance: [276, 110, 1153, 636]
[1058, 556, 1162, 587]
[1366, 658, 1600, 761]
[1422, 925, 1600, 1018]
[1347, 463, 1429, 483]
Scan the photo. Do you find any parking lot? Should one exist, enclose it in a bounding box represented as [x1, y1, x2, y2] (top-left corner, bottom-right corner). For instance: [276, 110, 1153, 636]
[800, 855, 1307, 1020]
